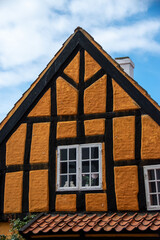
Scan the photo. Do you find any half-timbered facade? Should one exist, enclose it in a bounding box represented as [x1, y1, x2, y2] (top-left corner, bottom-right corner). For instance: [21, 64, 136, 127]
[0, 28, 160, 239]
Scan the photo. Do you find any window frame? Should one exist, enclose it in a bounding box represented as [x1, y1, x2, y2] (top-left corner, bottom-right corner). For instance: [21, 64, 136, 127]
[57, 143, 102, 191]
[143, 164, 160, 210]
[57, 144, 79, 191]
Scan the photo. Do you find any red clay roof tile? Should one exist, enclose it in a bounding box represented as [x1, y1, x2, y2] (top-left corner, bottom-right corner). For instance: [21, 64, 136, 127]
[45, 215, 58, 223]
[73, 215, 85, 222]
[112, 214, 123, 221]
[115, 224, 125, 232]
[134, 213, 147, 221]
[103, 224, 113, 231]
[138, 222, 152, 231]
[39, 222, 48, 228]
[20, 212, 160, 236]
[142, 219, 154, 226]
[88, 221, 96, 227]
[108, 220, 118, 227]
[37, 215, 51, 222]
[150, 224, 160, 231]
[98, 221, 108, 227]
[52, 226, 61, 232]
[62, 225, 72, 232]
[123, 213, 137, 221]
[156, 214, 160, 220]
[153, 220, 160, 226]
[119, 220, 130, 227]
[126, 224, 136, 231]
[72, 225, 82, 232]
[130, 219, 142, 227]
[83, 225, 93, 232]
[32, 226, 42, 234]
[92, 225, 102, 232]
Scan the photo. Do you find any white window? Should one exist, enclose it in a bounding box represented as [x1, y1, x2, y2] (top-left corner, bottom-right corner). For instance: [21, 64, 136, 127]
[143, 165, 160, 210]
[57, 143, 102, 191]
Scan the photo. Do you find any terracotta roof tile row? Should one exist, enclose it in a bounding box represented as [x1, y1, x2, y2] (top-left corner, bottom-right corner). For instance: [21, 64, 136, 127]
[21, 212, 160, 235]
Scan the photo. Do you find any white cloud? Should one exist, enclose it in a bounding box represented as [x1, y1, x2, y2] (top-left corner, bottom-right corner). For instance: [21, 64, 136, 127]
[69, 0, 151, 26]
[0, 0, 153, 69]
[92, 19, 160, 54]
[0, 0, 158, 86]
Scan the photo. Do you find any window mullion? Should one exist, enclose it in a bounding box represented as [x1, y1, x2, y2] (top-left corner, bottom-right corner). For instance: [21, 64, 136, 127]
[57, 148, 60, 189]
[78, 145, 81, 190]
[154, 169, 159, 205]
[89, 147, 90, 187]
[67, 148, 69, 187]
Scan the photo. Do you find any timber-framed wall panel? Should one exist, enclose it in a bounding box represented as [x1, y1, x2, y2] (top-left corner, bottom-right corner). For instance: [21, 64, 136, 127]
[0, 29, 159, 218]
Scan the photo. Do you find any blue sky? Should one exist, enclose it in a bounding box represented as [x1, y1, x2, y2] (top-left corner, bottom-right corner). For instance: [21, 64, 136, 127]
[0, 0, 160, 122]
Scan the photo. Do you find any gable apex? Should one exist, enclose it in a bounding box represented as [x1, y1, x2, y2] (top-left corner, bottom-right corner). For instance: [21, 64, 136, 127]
[0, 27, 160, 143]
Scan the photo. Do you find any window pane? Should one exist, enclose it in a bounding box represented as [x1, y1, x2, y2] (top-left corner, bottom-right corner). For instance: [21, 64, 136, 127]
[91, 147, 99, 159]
[148, 169, 155, 180]
[69, 148, 76, 160]
[157, 181, 160, 192]
[91, 174, 99, 186]
[60, 162, 67, 174]
[69, 175, 76, 187]
[82, 148, 89, 159]
[60, 175, 67, 187]
[69, 162, 76, 173]
[150, 194, 157, 205]
[82, 161, 89, 173]
[60, 149, 67, 161]
[149, 182, 156, 193]
[156, 169, 160, 180]
[91, 160, 99, 172]
[82, 174, 90, 187]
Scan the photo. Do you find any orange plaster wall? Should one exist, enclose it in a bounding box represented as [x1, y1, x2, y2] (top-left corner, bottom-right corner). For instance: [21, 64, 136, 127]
[28, 88, 51, 117]
[0, 222, 11, 236]
[84, 51, 101, 81]
[55, 194, 76, 212]
[56, 77, 78, 115]
[114, 166, 139, 211]
[63, 52, 80, 83]
[6, 124, 27, 165]
[84, 75, 107, 114]
[29, 170, 49, 212]
[141, 115, 160, 159]
[113, 116, 135, 161]
[57, 121, 77, 139]
[112, 79, 140, 112]
[4, 171, 23, 214]
[84, 119, 105, 136]
[85, 193, 107, 211]
[30, 122, 50, 164]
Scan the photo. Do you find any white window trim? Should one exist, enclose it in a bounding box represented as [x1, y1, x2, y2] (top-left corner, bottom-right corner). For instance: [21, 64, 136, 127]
[57, 144, 79, 191]
[143, 164, 160, 210]
[57, 143, 102, 191]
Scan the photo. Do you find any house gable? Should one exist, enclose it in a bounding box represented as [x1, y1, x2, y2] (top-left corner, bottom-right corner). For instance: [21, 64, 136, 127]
[0, 28, 159, 218]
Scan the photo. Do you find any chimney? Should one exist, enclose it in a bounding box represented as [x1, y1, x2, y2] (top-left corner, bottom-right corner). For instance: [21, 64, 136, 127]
[115, 57, 134, 79]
